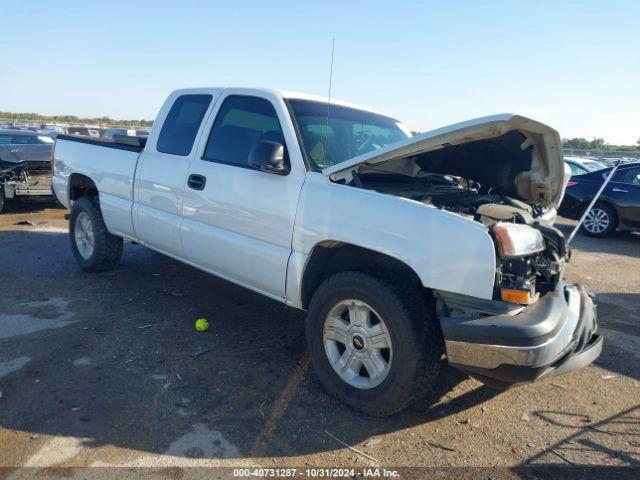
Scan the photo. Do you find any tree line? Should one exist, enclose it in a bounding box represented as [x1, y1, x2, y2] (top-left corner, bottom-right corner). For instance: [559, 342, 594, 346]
[0, 111, 153, 127]
[563, 137, 639, 152]
[2, 111, 638, 150]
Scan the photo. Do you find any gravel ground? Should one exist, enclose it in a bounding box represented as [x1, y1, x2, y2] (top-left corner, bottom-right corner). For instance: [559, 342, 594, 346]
[0, 199, 638, 477]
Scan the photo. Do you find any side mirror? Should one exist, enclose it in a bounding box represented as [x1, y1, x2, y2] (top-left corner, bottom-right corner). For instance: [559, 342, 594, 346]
[248, 140, 288, 175]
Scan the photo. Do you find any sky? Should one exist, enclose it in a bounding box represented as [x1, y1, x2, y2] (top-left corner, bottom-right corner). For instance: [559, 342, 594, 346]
[1, 0, 639, 144]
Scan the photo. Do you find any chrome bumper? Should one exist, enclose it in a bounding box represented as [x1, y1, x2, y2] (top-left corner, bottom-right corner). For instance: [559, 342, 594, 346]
[440, 283, 601, 388]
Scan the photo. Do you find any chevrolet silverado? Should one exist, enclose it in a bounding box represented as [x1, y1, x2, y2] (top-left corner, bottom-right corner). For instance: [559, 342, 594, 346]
[52, 88, 602, 415]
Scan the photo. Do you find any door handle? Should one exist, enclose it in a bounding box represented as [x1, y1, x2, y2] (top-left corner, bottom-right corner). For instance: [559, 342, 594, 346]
[187, 174, 206, 191]
[612, 188, 628, 193]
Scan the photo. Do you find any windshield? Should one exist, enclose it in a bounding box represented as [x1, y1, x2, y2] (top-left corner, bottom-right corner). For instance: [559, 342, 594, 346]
[287, 99, 410, 170]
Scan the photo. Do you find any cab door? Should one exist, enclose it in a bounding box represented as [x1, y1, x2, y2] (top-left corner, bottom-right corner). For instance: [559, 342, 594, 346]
[133, 91, 219, 256]
[180, 90, 306, 299]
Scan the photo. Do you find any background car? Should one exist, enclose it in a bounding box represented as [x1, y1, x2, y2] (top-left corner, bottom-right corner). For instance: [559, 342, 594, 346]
[559, 162, 640, 237]
[564, 156, 606, 176]
[67, 126, 100, 138]
[597, 157, 636, 167]
[0, 129, 55, 212]
[0, 129, 54, 160]
[39, 124, 67, 137]
[100, 128, 128, 139]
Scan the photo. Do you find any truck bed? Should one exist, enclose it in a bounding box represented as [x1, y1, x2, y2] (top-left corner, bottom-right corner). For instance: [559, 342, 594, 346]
[56, 134, 147, 153]
[53, 134, 145, 238]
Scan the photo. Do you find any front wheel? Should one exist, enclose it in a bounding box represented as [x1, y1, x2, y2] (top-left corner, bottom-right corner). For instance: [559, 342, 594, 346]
[70, 196, 123, 272]
[305, 271, 443, 416]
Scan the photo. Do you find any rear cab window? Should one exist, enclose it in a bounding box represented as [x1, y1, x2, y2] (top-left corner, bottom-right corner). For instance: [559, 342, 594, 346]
[157, 94, 213, 156]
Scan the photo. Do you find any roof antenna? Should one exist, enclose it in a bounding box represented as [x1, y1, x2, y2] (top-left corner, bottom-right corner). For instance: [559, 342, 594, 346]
[323, 38, 335, 165]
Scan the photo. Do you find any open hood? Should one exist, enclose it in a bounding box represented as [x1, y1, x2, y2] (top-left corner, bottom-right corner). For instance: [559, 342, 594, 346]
[323, 114, 565, 208]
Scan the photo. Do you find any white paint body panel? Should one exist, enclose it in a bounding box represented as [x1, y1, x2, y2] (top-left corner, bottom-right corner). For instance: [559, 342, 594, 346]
[287, 173, 496, 304]
[52, 139, 139, 239]
[132, 89, 223, 257]
[53, 87, 509, 309]
[180, 88, 307, 299]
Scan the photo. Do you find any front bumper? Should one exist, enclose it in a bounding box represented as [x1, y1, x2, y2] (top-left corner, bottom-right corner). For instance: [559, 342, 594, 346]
[440, 283, 601, 389]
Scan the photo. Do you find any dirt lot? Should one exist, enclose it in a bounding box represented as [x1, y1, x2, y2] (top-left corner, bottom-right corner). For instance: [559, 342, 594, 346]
[0, 199, 639, 476]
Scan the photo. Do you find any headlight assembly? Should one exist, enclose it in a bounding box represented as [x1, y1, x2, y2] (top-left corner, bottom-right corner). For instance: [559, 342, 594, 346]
[492, 223, 545, 258]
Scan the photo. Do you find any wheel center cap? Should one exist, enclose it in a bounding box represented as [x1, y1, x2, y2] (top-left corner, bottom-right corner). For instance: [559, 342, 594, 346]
[352, 334, 365, 351]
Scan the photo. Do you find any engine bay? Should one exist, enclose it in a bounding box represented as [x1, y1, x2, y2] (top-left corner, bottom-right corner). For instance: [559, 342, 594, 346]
[351, 171, 544, 226]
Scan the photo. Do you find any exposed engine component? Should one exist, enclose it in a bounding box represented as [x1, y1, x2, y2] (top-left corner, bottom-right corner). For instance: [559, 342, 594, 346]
[492, 223, 569, 303]
[532, 224, 569, 292]
[494, 255, 539, 303]
[352, 172, 542, 225]
[476, 202, 534, 225]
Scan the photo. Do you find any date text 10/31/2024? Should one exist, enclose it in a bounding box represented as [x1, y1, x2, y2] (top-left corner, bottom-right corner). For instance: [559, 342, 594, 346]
[232, 468, 400, 477]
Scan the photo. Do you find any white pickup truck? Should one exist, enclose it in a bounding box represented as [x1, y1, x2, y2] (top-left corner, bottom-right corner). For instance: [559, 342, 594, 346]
[53, 88, 601, 416]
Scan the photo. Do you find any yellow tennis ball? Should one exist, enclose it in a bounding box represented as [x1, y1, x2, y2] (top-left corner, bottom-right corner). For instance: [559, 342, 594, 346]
[195, 318, 209, 332]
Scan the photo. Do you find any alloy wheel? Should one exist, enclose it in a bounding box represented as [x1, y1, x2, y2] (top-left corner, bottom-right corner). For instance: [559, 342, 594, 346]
[583, 208, 610, 234]
[74, 211, 95, 259]
[322, 299, 393, 389]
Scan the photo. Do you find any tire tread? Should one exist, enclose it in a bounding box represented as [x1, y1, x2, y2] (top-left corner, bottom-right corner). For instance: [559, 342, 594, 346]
[70, 196, 122, 272]
[306, 270, 443, 416]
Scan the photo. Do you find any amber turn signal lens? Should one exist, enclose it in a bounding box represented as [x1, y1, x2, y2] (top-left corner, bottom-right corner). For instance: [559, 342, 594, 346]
[501, 288, 532, 304]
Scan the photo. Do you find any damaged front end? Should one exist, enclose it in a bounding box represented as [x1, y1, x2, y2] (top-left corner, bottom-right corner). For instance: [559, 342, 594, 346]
[432, 209, 600, 390]
[491, 221, 568, 305]
[324, 113, 573, 307]
[435, 193, 601, 388]
[323, 113, 601, 387]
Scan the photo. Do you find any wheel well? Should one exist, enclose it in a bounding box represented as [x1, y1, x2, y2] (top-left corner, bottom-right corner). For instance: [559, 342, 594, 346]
[68, 174, 98, 202]
[300, 242, 424, 309]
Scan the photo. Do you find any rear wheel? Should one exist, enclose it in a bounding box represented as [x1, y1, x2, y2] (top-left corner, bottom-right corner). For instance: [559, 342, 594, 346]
[581, 202, 616, 237]
[0, 186, 5, 213]
[70, 196, 123, 272]
[305, 271, 443, 416]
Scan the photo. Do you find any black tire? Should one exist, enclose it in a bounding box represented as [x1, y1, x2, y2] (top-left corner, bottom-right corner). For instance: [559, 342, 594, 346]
[580, 202, 617, 237]
[0, 186, 5, 214]
[70, 196, 123, 272]
[305, 271, 443, 416]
